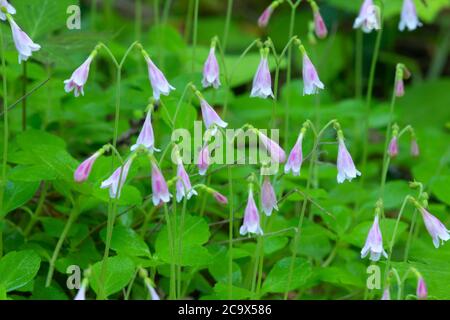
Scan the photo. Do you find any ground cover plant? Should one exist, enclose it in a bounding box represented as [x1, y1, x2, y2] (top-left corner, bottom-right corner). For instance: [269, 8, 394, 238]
[0, 0, 449, 300]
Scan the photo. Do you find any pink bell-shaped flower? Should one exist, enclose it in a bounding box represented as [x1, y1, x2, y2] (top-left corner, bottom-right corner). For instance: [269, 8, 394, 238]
[420, 208, 450, 248]
[314, 11, 328, 39]
[416, 277, 427, 300]
[388, 137, 399, 158]
[240, 189, 263, 236]
[176, 162, 197, 202]
[258, 5, 273, 28]
[100, 158, 133, 199]
[0, 0, 16, 21]
[74, 151, 101, 183]
[361, 214, 388, 261]
[250, 52, 273, 99]
[131, 110, 159, 152]
[258, 131, 286, 164]
[285, 131, 304, 176]
[151, 162, 171, 206]
[197, 145, 210, 176]
[144, 55, 175, 100]
[353, 0, 380, 33]
[399, 0, 422, 32]
[200, 98, 228, 136]
[302, 50, 324, 95]
[261, 177, 278, 216]
[64, 55, 94, 97]
[213, 191, 228, 205]
[8, 17, 41, 64]
[337, 137, 361, 183]
[202, 47, 221, 89]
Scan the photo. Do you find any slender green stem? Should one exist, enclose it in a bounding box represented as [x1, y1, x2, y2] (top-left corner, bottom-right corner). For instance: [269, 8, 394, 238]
[0, 27, 8, 257]
[177, 196, 187, 299]
[284, 1, 299, 150]
[45, 204, 79, 287]
[191, 0, 199, 74]
[163, 204, 176, 299]
[162, 0, 173, 25]
[222, 0, 234, 52]
[184, 0, 194, 43]
[135, 0, 142, 42]
[403, 209, 417, 262]
[283, 119, 336, 299]
[380, 86, 397, 197]
[360, 11, 384, 186]
[271, 65, 281, 129]
[21, 62, 27, 131]
[355, 30, 363, 99]
[382, 195, 411, 291]
[24, 182, 48, 236]
[227, 166, 234, 299]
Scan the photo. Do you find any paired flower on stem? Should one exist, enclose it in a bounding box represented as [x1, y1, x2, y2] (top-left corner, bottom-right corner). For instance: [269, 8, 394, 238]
[151, 161, 171, 206]
[64, 53, 95, 97]
[100, 157, 133, 199]
[131, 107, 159, 153]
[141, 48, 175, 100]
[295, 41, 324, 95]
[309, 0, 328, 39]
[261, 177, 278, 216]
[285, 129, 305, 176]
[74, 150, 103, 183]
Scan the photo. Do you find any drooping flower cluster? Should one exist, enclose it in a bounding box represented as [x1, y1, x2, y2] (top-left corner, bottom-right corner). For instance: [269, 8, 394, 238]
[387, 124, 420, 158]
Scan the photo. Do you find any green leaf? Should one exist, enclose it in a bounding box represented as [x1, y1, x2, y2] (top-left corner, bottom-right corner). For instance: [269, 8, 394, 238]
[155, 214, 212, 266]
[1, 180, 39, 217]
[9, 165, 58, 182]
[0, 250, 41, 292]
[262, 257, 312, 293]
[100, 225, 150, 257]
[90, 256, 135, 298]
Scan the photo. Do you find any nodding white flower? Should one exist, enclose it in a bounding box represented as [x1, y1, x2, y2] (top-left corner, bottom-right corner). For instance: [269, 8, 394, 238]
[8, 17, 41, 64]
[261, 177, 278, 216]
[74, 281, 87, 300]
[64, 55, 94, 97]
[131, 110, 159, 152]
[145, 282, 160, 300]
[302, 50, 324, 95]
[285, 132, 304, 176]
[337, 137, 361, 183]
[419, 208, 450, 248]
[200, 98, 227, 136]
[213, 191, 228, 205]
[0, 0, 16, 21]
[202, 47, 221, 89]
[395, 78, 405, 97]
[197, 145, 210, 176]
[250, 53, 273, 99]
[258, 5, 273, 28]
[144, 55, 175, 100]
[258, 131, 286, 164]
[240, 189, 263, 236]
[100, 158, 133, 199]
[416, 277, 427, 300]
[361, 215, 388, 261]
[74, 151, 101, 183]
[314, 11, 328, 39]
[399, 0, 422, 32]
[353, 0, 381, 33]
[411, 139, 419, 157]
[381, 287, 391, 300]
[151, 162, 171, 206]
[176, 163, 197, 202]
[388, 137, 399, 158]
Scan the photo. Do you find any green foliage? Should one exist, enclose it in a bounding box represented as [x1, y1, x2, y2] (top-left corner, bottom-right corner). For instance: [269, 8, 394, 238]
[0, 250, 41, 292]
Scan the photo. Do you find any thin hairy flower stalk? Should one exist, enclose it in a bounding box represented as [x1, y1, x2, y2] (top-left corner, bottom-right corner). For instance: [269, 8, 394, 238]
[162, 0, 173, 26]
[360, 5, 384, 188]
[227, 166, 234, 299]
[177, 196, 188, 299]
[23, 182, 48, 236]
[0, 27, 7, 256]
[380, 78, 398, 197]
[124, 269, 139, 300]
[355, 30, 363, 99]
[191, 0, 199, 74]
[390, 268, 403, 300]
[163, 204, 176, 300]
[284, 0, 301, 150]
[134, 0, 142, 42]
[173, 83, 192, 126]
[21, 62, 27, 130]
[222, 0, 234, 52]
[284, 119, 336, 300]
[382, 195, 411, 292]
[97, 41, 140, 299]
[184, 0, 194, 43]
[46, 201, 79, 287]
